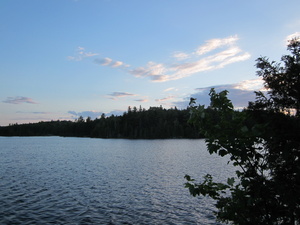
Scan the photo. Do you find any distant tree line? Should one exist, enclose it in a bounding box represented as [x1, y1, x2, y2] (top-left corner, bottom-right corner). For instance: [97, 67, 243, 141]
[0, 106, 201, 139]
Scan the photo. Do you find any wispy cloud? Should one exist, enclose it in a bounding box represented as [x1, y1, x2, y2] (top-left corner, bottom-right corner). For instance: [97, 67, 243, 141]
[94, 57, 113, 66]
[108, 92, 137, 100]
[92, 35, 250, 83]
[135, 98, 149, 102]
[16, 111, 50, 114]
[109, 92, 137, 97]
[231, 78, 264, 91]
[111, 61, 124, 67]
[195, 35, 239, 55]
[164, 47, 250, 82]
[67, 46, 98, 61]
[94, 58, 129, 68]
[173, 52, 189, 60]
[155, 96, 175, 102]
[127, 35, 250, 82]
[129, 62, 169, 81]
[164, 87, 177, 92]
[3, 96, 38, 104]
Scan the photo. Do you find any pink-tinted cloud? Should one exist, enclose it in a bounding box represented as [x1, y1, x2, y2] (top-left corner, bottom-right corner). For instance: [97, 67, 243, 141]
[67, 46, 98, 61]
[155, 96, 175, 102]
[94, 57, 129, 68]
[91, 35, 250, 83]
[128, 62, 169, 81]
[3, 96, 38, 104]
[94, 57, 113, 66]
[173, 52, 189, 60]
[127, 35, 250, 82]
[195, 35, 239, 55]
[107, 92, 137, 100]
[286, 32, 300, 44]
[109, 92, 137, 97]
[111, 61, 124, 67]
[135, 98, 148, 102]
[164, 87, 177, 92]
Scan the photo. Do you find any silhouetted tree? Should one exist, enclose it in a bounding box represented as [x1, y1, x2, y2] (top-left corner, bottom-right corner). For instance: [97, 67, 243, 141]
[185, 39, 300, 224]
[252, 38, 300, 116]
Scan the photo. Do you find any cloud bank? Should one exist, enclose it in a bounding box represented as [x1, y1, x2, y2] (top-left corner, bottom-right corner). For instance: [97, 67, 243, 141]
[68, 110, 104, 119]
[174, 78, 264, 109]
[68, 110, 125, 119]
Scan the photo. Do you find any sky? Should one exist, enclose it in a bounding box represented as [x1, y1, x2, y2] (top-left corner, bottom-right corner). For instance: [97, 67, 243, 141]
[0, 0, 300, 126]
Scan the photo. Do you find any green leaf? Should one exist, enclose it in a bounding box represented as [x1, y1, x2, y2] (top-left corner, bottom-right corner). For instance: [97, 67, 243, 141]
[241, 126, 248, 133]
[184, 175, 194, 181]
[241, 179, 250, 187]
[200, 112, 205, 119]
[227, 177, 235, 186]
[236, 170, 243, 177]
[218, 149, 227, 156]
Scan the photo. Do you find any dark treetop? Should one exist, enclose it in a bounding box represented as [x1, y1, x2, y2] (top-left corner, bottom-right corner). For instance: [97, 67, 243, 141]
[0, 106, 201, 139]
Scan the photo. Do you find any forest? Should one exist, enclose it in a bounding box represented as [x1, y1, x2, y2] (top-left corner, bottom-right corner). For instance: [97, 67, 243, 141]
[0, 106, 201, 139]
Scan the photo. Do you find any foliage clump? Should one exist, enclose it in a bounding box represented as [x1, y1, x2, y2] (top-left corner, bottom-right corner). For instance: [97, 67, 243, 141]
[185, 39, 300, 224]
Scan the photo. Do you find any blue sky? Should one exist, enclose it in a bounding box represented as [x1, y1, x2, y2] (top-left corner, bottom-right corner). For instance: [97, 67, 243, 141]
[1, 0, 300, 126]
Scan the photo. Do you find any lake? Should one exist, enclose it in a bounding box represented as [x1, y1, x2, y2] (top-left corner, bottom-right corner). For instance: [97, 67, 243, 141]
[0, 137, 235, 224]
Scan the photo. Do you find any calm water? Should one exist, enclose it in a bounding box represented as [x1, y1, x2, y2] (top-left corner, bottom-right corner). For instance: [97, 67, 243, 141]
[0, 137, 235, 224]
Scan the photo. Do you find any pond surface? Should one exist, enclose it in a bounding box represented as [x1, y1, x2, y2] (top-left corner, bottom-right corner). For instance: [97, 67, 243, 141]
[0, 137, 235, 224]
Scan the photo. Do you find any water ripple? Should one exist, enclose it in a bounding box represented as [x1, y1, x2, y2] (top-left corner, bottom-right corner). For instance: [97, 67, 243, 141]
[0, 137, 234, 224]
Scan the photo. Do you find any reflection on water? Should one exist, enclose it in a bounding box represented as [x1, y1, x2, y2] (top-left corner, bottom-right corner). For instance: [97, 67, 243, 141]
[0, 137, 234, 224]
